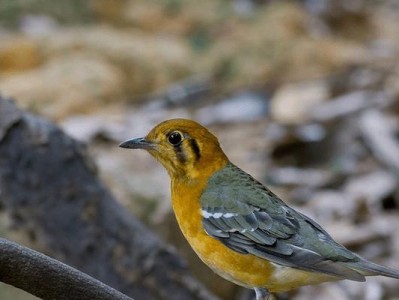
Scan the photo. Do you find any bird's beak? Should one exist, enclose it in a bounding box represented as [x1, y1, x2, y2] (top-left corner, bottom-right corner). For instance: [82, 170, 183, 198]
[119, 137, 154, 150]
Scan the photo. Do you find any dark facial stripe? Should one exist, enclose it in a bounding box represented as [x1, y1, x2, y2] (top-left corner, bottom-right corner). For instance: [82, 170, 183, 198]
[174, 144, 187, 164]
[173, 137, 201, 165]
[189, 139, 201, 161]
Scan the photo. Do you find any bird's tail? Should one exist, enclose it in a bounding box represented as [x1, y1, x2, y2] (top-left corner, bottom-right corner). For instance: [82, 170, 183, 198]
[347, 258, 399, 279]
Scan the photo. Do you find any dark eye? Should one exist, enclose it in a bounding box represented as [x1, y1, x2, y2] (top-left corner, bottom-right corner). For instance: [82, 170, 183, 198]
[168, 131, 182, 145]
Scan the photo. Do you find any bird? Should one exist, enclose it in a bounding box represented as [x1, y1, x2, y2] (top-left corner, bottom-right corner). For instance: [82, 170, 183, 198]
[119, 118, 399, 300]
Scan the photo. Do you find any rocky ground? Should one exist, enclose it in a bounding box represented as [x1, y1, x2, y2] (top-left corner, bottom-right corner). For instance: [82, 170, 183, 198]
[1, 1, 399, 299]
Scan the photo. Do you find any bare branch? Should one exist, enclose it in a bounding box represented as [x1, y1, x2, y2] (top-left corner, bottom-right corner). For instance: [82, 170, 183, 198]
[0, 238, 133, 300]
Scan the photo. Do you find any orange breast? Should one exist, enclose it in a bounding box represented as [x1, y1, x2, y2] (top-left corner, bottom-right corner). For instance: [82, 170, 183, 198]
[171, 178, 275, 289]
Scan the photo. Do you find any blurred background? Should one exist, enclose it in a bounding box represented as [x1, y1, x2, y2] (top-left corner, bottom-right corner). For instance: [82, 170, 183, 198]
[1, 0, 399, 299]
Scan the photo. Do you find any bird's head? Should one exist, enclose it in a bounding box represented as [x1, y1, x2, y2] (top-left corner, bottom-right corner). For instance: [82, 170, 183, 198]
[119, 119, 229, 180]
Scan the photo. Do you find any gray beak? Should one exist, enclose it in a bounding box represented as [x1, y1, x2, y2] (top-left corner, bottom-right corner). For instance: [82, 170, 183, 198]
[119, 137, 154, 150]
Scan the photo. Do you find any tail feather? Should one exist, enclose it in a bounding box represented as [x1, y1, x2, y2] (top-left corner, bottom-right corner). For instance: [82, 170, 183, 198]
[348, 259, 399, 279]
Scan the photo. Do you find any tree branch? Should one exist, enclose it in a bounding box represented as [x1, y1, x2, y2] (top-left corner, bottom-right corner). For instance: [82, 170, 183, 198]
[0, 238, 133, 300]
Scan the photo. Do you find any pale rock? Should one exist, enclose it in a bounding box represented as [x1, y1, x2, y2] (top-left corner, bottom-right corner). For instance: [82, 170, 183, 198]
[311, 90, 392, 121]
[344, 170, 397, 209]
[308, 190, 358, 221]
[359, 110, 399, 173]
[270, 80, 329, 125]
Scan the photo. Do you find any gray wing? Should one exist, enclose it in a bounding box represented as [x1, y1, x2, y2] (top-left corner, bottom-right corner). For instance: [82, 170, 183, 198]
[200, 163, 365, 281]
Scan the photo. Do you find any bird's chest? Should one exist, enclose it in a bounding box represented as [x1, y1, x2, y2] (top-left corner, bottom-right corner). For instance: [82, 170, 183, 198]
[171, 180, 275, 289]
[171, 180, 204, 239]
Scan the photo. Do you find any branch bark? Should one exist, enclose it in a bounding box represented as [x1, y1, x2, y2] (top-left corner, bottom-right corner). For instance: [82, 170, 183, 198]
[0, 97, 218, 300]
[0, 238, 133, 300]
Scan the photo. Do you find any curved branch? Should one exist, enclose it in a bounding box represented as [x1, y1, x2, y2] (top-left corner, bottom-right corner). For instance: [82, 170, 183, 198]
[0, 238, 133, 300]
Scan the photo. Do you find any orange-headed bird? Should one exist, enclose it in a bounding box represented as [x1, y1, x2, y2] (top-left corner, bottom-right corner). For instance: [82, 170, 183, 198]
[120, 119, 399, 300]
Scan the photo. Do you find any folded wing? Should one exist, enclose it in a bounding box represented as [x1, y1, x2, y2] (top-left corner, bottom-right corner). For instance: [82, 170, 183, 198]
[200, 163, 365, 281]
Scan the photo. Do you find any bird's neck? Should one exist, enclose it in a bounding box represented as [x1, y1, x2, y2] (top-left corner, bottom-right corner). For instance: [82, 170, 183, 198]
[170, 145, 229, 181]
[170, 157, 229, 238]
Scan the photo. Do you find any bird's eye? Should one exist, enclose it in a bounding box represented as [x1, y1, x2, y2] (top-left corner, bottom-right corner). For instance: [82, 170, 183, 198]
[168, 131, 183, 145]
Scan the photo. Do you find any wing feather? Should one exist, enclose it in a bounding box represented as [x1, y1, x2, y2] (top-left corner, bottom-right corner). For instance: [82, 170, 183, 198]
[200, 163, 365, 281]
